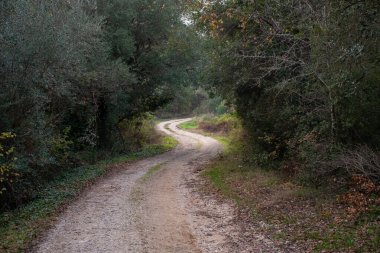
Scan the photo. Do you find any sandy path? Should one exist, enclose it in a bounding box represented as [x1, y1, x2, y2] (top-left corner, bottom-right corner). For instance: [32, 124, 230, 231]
[35, 119, 281, 253]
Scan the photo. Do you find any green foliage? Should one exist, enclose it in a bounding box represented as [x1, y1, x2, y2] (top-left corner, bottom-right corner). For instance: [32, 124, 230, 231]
[192, 0, 380, 182]
[0, 132, 18, 195]
[118, 114, 156, 151]
[0, 0, 194, 210]
[157, 87, 228, 118]
[101, 0, 200, 120]
[0, 0, 116, 209]
[50, 127, 73, 165]
[158, 136, 179, 151]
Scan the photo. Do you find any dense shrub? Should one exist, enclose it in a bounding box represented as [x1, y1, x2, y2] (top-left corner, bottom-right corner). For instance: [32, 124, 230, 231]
[0, 0, 197, 210]
[192, 0, 380, 184]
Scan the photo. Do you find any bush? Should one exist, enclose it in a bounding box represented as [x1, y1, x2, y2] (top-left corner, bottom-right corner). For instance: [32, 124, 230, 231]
[0, 132, 19, 197]
[196, 114, 240, 134]
[194, 0, 380, 187]
[118, 114, 158, 152]
[337, 146, 380, 184]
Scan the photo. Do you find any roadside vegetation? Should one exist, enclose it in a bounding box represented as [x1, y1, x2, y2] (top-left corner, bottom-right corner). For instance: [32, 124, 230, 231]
[156, 87, 228, 118]
[1, 0, 379, 252]
[185, 1, 379, 250]
[0, 1, 195, 251]
[0, 0, 200, 212]
[180, 115, 379, 252]
[0, 130, 177, 253]
[188, 0, 380, 189]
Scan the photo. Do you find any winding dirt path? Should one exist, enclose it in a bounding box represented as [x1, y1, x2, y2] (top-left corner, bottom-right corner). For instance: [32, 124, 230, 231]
[35, 119, 281, 253]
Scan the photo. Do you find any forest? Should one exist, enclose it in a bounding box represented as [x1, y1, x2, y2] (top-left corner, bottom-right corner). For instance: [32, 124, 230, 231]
[0, 0, 203, 209]
[193, 0, 379, 183]
[0, 0, 379, 252]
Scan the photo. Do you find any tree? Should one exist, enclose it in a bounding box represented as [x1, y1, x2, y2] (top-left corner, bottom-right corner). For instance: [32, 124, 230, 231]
[191, 0, 380, 180]
[0, 0, 204, 209]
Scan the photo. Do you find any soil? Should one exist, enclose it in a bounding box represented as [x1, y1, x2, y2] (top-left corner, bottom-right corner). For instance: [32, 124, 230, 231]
[34, 119, 282, 253]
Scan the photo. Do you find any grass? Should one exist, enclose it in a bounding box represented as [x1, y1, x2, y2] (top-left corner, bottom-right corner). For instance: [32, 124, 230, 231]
[192, 114, 380, 252]
[130, 163, 166, 203]
[0, 135, 178, 253]
[204, 164, 236, 199]
[141, 163, 166, 183]
[130, 163, 165, 203]
[178, 120, 198, 130]
[314, 214, 380, 252]
[206, 149, 379, 252]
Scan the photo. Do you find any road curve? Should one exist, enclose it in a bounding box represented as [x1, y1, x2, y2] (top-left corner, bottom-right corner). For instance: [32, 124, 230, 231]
[34, 119, 222, 253]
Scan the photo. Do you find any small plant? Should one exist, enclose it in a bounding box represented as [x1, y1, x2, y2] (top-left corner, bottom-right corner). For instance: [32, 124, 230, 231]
[51, 127, 73, 164]
[0, 132, 19, 195]
[119, 114, 157, 151]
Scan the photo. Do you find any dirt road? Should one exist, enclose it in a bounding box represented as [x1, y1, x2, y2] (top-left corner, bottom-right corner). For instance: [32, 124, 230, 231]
[35, 119, 281, 253]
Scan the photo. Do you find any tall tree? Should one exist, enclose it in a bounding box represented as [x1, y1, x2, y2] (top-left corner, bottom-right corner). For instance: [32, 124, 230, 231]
[192, 0, 380, 178]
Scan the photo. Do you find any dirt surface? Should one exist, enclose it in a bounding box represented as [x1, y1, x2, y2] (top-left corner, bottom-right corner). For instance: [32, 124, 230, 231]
[34, 119, 281, 253]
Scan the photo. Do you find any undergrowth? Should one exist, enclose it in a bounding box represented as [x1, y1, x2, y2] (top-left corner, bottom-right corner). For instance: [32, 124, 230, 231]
[189, 114, 380, 252]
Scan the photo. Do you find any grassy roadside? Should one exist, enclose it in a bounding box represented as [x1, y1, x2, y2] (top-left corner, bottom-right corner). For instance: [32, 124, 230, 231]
[0, 135, 178, 253]
[179, 116, 380, 252]
[178, 120, 198, 130]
